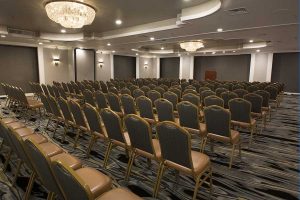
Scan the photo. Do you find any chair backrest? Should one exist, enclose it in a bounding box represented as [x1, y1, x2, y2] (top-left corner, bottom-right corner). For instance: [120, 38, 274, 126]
[204, 95, 224, 107]
[215, 88, 228, 97]
[147, 90, 161, 106]
[120, 94, 137, 115]
[204, 105, 231, 137]
[83, 103, 103, 134]
[83, 89, 96, 107]
[40, 93, 53, 115]
[124, 115, 154, 155]
[155, 98, 174, 122]
[233, 89, 248, 98]
[177, 101, 199, 129]
[41, 84, 50, 96]
[107, 92, 122, 112]
[154, 86, 165, 96]
[199, 86, 211, 94]
[163, 91, 178, 110]
[100, 108, 125, 143]
[57, 97, 74, 123]
[48, 96, 63, 118]
[120, 88, 131, 96]
[52, 86, 60, 98]
[221, 91, 238, 109]
[132, 89, 145, 99]
[232, 84, 245, 90]
[57, 86, 68, 100]
[255, 90, 270, 107]
[95, 91, 108, 110]
[47, 85, 56, 97]
[51, 161, 94, 200]
[264, 86, 278, 100]
[24, 139, 63, 198]
[136, 96, 155, 120]
[109, 86, 119, 95]
[248, 85, 259, 93]
[183, 89, 198, 96]
[62, 82, 69, 92]
[182, 93, 200, 107]
[140, 86, 150, 95]
[156, 122, 192, 169]
[229, 98, 251, 123]
[129, 85, 139, 94]
[244, 93, 263, 113]
[205, 84, 215, 91]
[201, 90, 216, 103]
[169, 88, 181, 99]
[68, 100, 87, 128]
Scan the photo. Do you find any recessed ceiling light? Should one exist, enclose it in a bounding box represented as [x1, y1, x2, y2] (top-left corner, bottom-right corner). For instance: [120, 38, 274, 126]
[112, 50, 115, 53]
[38, 42, 43, 45]
[256, 49, 260, 52]
[233, 50, 236, 53]
[161, 47, 164, 50]
[217, 28, 223, 32]
[1, 35, 6, 38]
[107, 43, 111, 46]
[61, 29, 66, 33]
[212, 52, 216, 54]
[115, 19, 122, 25]
[150, 37, 155, 41]
[249, 40, 254, 43]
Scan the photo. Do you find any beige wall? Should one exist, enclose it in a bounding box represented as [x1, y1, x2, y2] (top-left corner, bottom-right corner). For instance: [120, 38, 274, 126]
[139, 57, 157, 78]
[95, 53, 112, 82]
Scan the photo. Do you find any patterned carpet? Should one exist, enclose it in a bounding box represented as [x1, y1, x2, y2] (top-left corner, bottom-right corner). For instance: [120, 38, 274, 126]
[0, 94, 299, 200]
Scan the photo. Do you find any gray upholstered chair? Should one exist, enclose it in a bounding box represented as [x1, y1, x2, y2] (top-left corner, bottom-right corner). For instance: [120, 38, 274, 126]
[120, 87, 131, 96]
[169, 88, 182, 100]
[155, 121, 212, 199]
[95, 91, 109, 110]
[200, 90, 216, 105]
[136, 96, 157, 124]
[233, 89, 248, 98]
[124, 114, 161, 193]
[163, 91, 178, 110]
[232, 84, 245, 90]
[154, 86, 165, 96]
[106, 92, 124, 117]
[203, 105, 241, 168]
[204, 95, 224, 107]
[247, 85, 259, 93]
[97, 188, 143, 200]
[83, 89, 96, 107]
[182, 93, 200, 108]
[100, 108, 131, 168]
[177, 101, 207, 151]
[229, 98, 257, 144]
[215, 87, 228, 97]
[264, 86, 279, 107]
[154, 98, 176, 123]
[51, 160, 112, 200]
[183, 89, 198, 96]
[147, 90, 161, 106]
[255, 90, 271, 120]
[221, 91, 238, 109]
[140, 85, 151, 95]
[132, 89, 145, 99]
[244, 93, 267, 129]
[120, 94, 137, 115]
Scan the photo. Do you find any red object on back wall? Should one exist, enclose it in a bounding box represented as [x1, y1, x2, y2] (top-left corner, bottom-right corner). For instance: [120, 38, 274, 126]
[205, 70, 217, 80]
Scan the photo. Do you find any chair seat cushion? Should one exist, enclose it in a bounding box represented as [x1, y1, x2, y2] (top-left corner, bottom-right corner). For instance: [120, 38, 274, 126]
[96, 188, 142, 200]
[14, 127, 35, 137]
[76, 167, 112, 199]
[191, 151, 211, 174]
[23, 134, 48, 144]
[50, 153, 82, 170]
[7, 122, 26, 130]
[39, 142, 63, 157]
[1, 118, 16, 124]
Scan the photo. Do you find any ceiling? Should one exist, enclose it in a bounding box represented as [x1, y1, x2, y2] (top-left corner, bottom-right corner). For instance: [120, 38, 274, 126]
[0, 0, 298, 56]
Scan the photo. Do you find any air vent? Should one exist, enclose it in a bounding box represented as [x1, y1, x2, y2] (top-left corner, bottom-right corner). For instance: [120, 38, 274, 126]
[226, 7, 248, 15]
[7, 28, 38, 38]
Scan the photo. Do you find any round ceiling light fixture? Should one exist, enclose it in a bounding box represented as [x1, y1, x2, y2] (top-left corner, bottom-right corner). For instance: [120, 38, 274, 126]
[45, 0, 96, 28]
[180, 41, 204, 52]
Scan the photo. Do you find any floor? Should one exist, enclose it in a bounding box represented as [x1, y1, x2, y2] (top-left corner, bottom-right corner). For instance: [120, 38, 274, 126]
[0, 94, 299, 200]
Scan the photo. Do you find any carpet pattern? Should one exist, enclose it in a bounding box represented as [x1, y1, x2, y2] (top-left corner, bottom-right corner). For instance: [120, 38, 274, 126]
[0, 94, 299, 200]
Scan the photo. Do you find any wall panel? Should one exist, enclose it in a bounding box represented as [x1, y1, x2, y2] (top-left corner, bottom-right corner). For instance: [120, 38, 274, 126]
[160, 57, 180, 78]
[114, 55, 136, 80]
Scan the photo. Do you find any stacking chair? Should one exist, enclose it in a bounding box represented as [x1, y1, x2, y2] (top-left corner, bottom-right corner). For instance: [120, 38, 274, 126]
[109, 86, 119, 95]
[159, 84, 169, 91]
[83, 104, 107, 156]
[95, 91, 109, 110]
[106, 92, 124, 117]
[200, 90, 216, 105]
[47, 85, 56, 97]
[148, 83, 156, 90]
[244, 93, 267, 129]
[204, 95, 224, 107]
[120, 88, 131, 96]
[163, 91, 178, 111]
[205, 84, 215, 91]
[124, 114, 162, 190]
[215, 88, 228, 97]
[41, 84, 50, 96]
[182, 93, 200, 108]
[132, 89, 145, 99]
[140, 86, 151, 95]
[247, 85, 259, 93]
[229, 98, 257, 144]
[83, 89, 96, 107]
[97, 188, 143, 200]
[68, 100, 89, 148]
[265, 86, 279, 107]
[129, 85, 139, 94]
[224, 83, 233, 91]
[203, 105, 241, 168]
[147, 90, 161, 106]
[57, 86, 69, 100]
[221, 91, 238, 109]
[233, 89, 248, 98]
[199, 86, 211, 94]
[232, 84, 244, 90]
[154, 98, 176, 123]
[51, 160, 113, 200]
[169, 88, 182, 100]
[120, 94, 137, 115]
[52, 86, 60, 98]
[100, 108, 131, 168]
[255, 90, 271, 120]
[24, 138, 82, 200]
[136, 96, 157, 125]
[183, 89, 198, 96]
[40, 94, 54, 128]
[155, 121, 212, 199]
[177, 101, 207, 151]
[154, 86, 165, 96]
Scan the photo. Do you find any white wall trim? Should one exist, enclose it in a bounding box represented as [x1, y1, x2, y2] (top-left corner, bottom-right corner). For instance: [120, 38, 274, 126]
[110, 54, 114, 79]
[266, 53, 273, 82]
[37, 47, 45, 84]
[249, 53, 256, 82]
[179, 56, 183, 79]
[156, 58, 160, 78]
[189, 56, 194, 79]
[136, 57, 140, 79]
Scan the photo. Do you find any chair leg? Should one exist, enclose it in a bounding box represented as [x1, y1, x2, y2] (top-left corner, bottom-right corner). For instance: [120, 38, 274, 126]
[192, 175, 202, 200]
[199, 137, 204, 153]
[52, 121, 59, 138]
[47, 192, 54, 200]
[12, 160, 22, 186]
[103, 142, 113, 168]
[73, 129, 81, 148]
[202, 137, 208, 153]
[238, 141, 242, 158]
[209, 166, 213, 199]
[210, 140, 214, 153]
[24, 172, 36, 200]
[153, 162, 165, 198]
[125, 151, 135, 181]
[249, 126, 254, 146]
[86, 135, 97, 157]
[229, 144, 236, 169]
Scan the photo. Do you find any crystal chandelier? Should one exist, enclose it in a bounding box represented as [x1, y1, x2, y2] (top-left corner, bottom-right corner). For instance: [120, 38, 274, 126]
[180, 41, 204, 52]
[45, 1, 96, 28]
